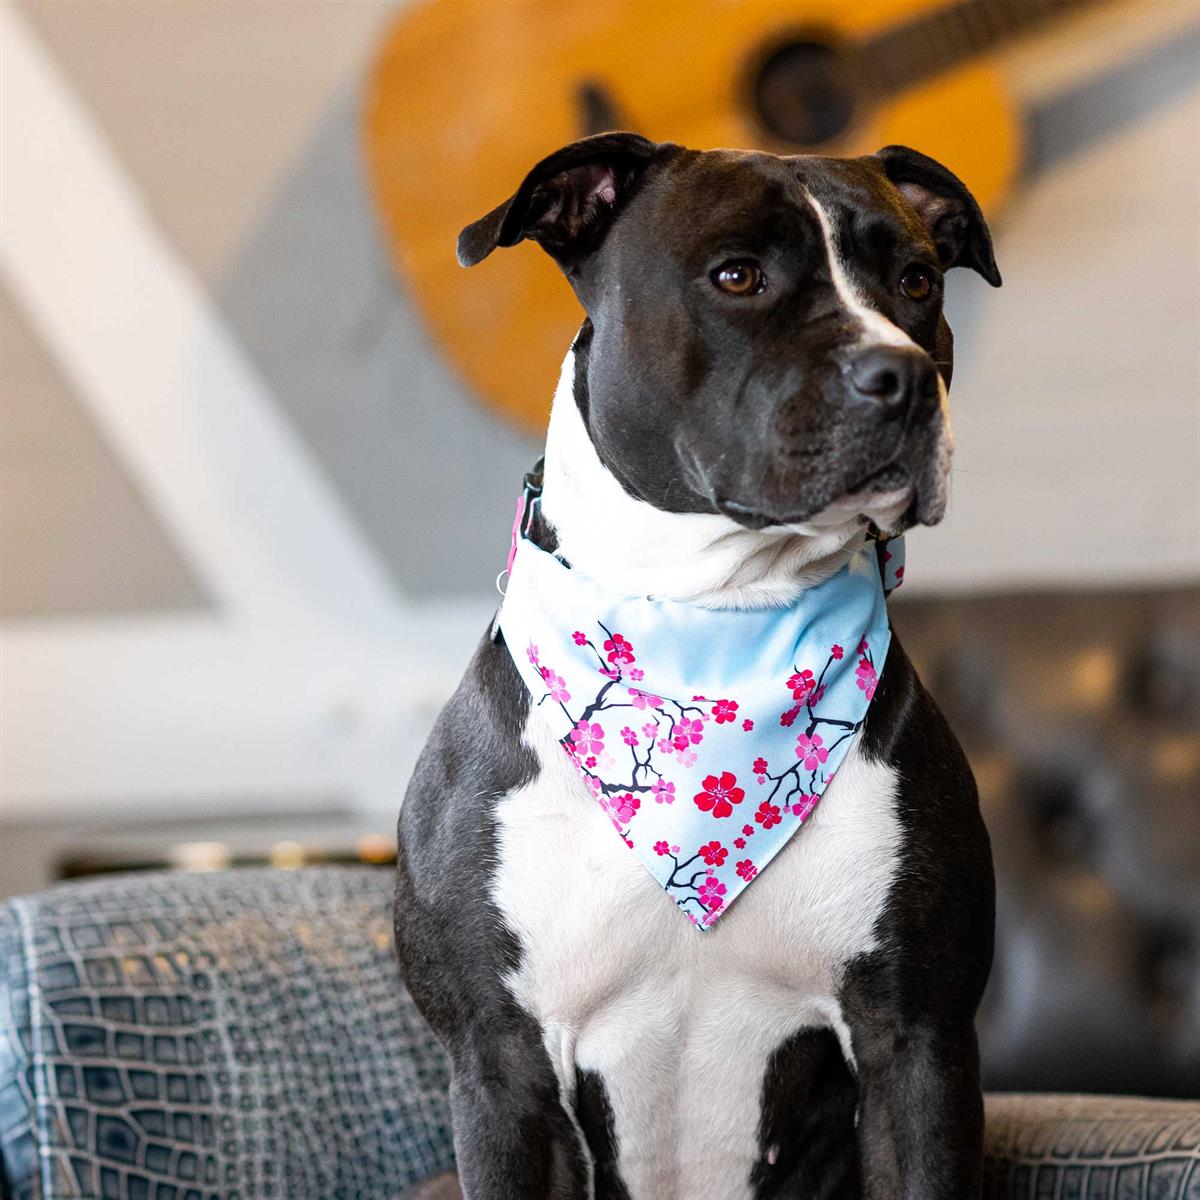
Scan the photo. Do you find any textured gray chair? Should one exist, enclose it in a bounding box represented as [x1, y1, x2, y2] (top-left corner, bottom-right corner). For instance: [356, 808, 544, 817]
[0, 869, 453, 1200]
[2, 867, 1197, 1199]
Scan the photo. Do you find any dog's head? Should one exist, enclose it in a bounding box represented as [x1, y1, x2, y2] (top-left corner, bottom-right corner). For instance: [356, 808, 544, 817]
[459, 134, 1000, 534]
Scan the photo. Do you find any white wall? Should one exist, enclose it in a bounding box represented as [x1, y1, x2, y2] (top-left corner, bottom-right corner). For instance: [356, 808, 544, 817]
[1, 3, 1197, 881]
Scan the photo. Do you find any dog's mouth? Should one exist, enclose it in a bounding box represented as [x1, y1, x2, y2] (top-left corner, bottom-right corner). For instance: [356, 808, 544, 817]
[719, 463, 918, 532]
[849, 462, 911, 493]
[714, 409, 960, 535]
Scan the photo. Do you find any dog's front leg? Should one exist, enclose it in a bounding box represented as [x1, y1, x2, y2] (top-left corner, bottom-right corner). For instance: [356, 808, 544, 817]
[447, 1040, 593, 1200]
[849, 1017, 984, 1199]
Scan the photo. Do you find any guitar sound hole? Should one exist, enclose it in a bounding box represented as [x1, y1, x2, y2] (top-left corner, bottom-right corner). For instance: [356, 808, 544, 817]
[751, 37, 857, 147]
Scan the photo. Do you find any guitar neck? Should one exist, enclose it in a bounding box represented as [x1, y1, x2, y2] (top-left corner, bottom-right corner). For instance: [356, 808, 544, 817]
[862, 0, 1093, 95]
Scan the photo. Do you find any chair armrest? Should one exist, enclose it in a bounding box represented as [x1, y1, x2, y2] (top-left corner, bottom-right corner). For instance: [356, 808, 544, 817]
[984, 1092, 1200, 1197]
[1, 902, 37, 1199]
[0, 867, 454, 1200]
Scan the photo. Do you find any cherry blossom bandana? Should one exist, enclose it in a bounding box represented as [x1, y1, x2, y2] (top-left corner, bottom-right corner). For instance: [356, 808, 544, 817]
[497, 473, 904, 930]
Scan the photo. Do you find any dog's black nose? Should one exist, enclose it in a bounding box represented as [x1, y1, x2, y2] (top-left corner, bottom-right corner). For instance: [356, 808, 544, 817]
[846, 347, 939, 421]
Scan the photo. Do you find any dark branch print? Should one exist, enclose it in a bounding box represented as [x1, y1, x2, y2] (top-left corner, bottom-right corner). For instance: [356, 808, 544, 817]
[525, 626, 880, 928]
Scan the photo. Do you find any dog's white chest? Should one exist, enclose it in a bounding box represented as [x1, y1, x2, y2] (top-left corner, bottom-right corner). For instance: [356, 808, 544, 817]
[491, 711, 902, 1200]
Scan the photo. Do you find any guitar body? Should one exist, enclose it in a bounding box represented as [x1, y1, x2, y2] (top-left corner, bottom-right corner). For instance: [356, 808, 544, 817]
[364, 0, 1021, 432]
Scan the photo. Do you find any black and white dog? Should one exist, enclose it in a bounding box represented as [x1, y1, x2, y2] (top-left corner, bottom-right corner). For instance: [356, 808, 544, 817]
[396, 133, 998, 1200]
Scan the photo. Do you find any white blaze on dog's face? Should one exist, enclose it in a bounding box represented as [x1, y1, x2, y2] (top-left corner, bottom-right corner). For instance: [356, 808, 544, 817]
[460, 135, 999, 540]
[800, 190, 953, 535]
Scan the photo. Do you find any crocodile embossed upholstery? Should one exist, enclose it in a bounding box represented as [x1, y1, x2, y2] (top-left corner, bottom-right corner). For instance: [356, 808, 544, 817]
[2, 867, 1198, 1199]
[0, 868, 454, 1200]
[983, 1095, 1200, 1198]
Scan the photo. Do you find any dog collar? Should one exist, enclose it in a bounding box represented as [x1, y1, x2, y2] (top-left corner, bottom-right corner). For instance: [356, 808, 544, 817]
[497, 464, 903, 930]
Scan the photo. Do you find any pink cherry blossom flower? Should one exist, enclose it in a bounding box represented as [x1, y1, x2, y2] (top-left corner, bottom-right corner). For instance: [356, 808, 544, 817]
[697, 873, 727, 912]
[670, 844, 680, 854]
[742, 718, 754, 731]
[779, 706, 800, 728]
[611, 793, 640, 824]
[585, 756, 597, 768]
[570, 720, 605, 757]
[734, 837, 746, 849]
[855, 656, 878, 701]
[858, 638, 870, 654]
[620, 726, 639, 747]
[603, 633, 636, 666]
[672, 717, 705, 750]
[629, 688, 663, 711]
[540, 670, 570, 704]
[654, 840, 670, 856]
[792, 794, 819, 821]
[700, 840, 728, 867]
[736, 859, 758, 882]
[572, 631, 588, 646]
[752, 757, 768, 775]
[628, 668, 644, 681]
[693, 771, 746, 819]
[755, 801, 782, 830]
[712, 698, 739, 724]
[787, 669, 816, 702]
[526, 642, 539, 665]
[642, 722, 657, 739]
[795, 732, 829, 770]
[657, 737, 673, 755]
[742, 824, 755, 837]
[831, 644, 844, 660]
[651, 780, 676, 804]
[599, 666, 620, 680]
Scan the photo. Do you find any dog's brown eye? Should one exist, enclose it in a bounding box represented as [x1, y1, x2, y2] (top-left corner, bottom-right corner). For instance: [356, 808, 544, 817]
[900, 266, 933, 300]
[711, 261, 764, 296]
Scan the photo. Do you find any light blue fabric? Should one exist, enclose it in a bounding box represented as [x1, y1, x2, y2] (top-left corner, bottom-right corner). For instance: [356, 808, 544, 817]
[498, 528, 901, 929]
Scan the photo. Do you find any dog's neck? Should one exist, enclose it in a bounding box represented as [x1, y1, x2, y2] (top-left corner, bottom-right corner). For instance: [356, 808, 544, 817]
[539, 351, 866, 610]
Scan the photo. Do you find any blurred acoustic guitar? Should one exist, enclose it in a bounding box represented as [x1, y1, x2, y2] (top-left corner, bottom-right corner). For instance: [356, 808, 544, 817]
[363, 0, 1106, 432]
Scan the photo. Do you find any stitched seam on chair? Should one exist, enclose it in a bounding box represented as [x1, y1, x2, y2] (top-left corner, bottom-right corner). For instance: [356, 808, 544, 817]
[12, 898, 50, 1200]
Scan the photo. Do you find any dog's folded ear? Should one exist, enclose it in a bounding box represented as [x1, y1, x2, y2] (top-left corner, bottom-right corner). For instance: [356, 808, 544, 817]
[871, 145, 1002, 287]
[457, 132, 661, 270]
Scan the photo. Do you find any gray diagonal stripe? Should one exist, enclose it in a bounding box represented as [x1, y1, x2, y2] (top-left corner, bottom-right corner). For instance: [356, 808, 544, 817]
[0, 283, 209, 618]
[219, 88, 540, 599]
